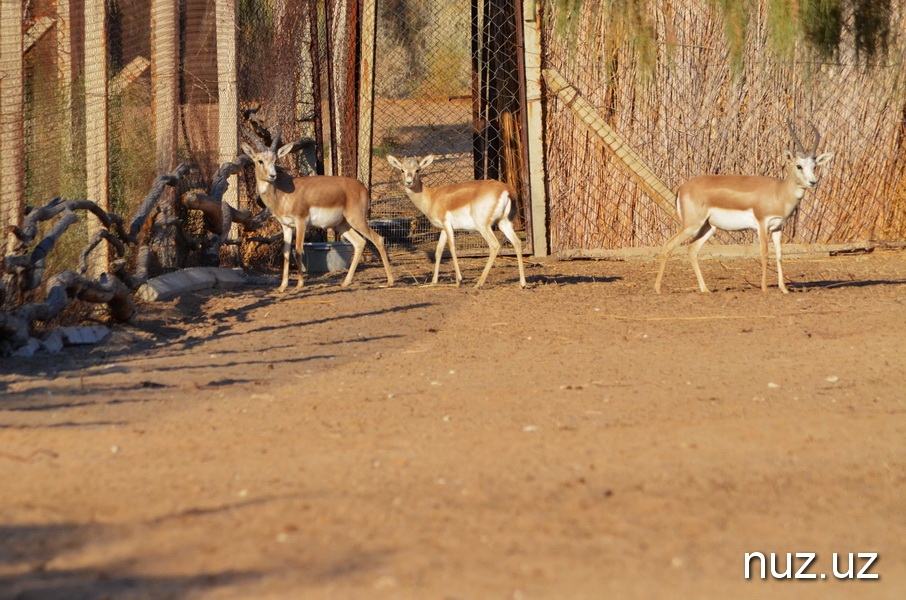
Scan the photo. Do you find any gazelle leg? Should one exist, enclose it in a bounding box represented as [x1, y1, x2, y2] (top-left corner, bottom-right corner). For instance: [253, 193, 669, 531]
[336, 222, 366, 288]
[757, 224, 770, 292]
[292, 225, 306, 289]
[278, 225, 294, 292]
[655, 221, 704, 293]
[772, 229, 789, 293]
[432, 229, 448, 284]
[497, 217, 526, 288]
[474, 226, 501, 289]
[443, 222, 463, 286]
[345, 214, 395, 286]
[362, 228, 395, 286]
[688, 225, 717, 293]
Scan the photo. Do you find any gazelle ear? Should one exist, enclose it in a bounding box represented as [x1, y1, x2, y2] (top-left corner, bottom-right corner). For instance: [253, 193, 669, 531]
[386, 155, 402, 169]
[782, 149, 795, 162]
[277, 143, 294, 158]
[419, 155, 435, 169]
[815, 152, 835, 166]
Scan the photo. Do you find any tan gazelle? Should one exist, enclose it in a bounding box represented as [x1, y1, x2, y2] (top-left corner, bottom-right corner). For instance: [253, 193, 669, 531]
[242, 130, 394, 292]
[386, 154, 526, 288]
[655, 125, 834, 294]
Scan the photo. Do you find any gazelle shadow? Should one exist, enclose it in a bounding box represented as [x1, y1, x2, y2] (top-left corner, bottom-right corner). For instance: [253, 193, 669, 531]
[791, 278, 906, 291]
[531, 274, 622, 286]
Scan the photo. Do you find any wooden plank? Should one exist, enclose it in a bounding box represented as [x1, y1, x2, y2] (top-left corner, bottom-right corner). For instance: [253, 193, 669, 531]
[215, 0, 239, 255]
[152, 0, 179, 269]
[1, 0, 25, 253]
[84, 0, 108, 275]
[24, 15, 55, 52]
[522, 0, 548, 256]
[56, 0, 74, 155]
[557, 241, 876, 262]
[110, 56, 151, 94]
[542, 68, 679, 222]
[357, 0, 377, 188]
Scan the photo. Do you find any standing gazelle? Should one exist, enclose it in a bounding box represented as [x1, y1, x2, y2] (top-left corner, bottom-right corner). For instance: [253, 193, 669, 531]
[241, 131, 394, 292]
[654, 126, 834, 294]
[386, 154, 526, 288]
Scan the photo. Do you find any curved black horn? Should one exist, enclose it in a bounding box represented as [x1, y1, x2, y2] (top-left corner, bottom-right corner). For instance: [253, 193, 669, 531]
[809, 123, 821, 155]
[242, 126, 268, 152]
[787, 121, 806, 155]
[270, 126, 283, 153]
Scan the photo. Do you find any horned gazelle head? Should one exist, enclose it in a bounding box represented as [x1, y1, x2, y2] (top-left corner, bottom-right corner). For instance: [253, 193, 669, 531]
[786, 123, 835, 189]
[241, 126, 292, 184]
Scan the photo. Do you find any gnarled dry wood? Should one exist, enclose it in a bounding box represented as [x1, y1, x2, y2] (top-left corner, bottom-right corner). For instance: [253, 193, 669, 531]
[1, 164, 190, 355]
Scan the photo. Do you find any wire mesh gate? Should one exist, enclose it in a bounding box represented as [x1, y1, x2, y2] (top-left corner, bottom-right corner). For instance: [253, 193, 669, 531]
[366, 0, 532, 255]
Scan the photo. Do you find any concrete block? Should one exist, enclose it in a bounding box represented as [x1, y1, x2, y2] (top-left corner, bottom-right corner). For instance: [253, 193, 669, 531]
[137, 267, 247, 301]
[60, 325, 110, 345]
[41, 329, 64, 354]
[13, 338, 42, 358]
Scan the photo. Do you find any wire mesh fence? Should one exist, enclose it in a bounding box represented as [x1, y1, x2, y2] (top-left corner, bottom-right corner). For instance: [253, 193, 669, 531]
[368, 0, 531, 255]
[4, 0, 905, 293]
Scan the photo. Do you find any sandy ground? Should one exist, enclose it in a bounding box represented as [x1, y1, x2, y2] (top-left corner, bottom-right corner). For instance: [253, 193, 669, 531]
[1, 248, 905, 599]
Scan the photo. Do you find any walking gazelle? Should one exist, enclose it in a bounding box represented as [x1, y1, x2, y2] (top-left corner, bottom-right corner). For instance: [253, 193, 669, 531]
[241, 129, 394, 292]
[654, 125, 834, 294]
[386, 154, 527, 288]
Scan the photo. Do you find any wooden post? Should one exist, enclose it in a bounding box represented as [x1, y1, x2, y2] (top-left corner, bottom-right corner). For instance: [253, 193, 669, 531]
[357, 0, 377, 188]
[215, 0, 239, 261]
[315, 0, 334, 175]
[0, 1, 24, 253]
[339, 0, 359, 178]
[522, 0, 548, 256]
[152, 0, 180, 269]
[56, 0, 75, 155]
[85, 0, 109, 275]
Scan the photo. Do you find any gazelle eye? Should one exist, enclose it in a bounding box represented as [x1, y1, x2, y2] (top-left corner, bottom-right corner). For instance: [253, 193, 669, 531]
[796, 165, 802, 170]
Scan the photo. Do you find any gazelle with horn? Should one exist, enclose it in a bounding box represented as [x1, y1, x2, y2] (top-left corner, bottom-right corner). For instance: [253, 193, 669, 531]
[386, 154, 526, 288]
[654, 125, 834, 294]
[241, 130, 394, 292]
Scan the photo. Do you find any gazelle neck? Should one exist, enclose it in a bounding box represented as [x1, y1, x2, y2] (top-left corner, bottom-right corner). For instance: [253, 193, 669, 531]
[256, 179, 279, 211]
[402, 177, 431, 209]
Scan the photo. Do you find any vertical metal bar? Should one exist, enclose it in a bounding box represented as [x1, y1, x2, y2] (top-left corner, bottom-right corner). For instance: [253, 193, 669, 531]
[315, 0, 334, 175]
[341, 0, 359, 178]
[471, 0, 484, 180]
[308, 0, 326, 175]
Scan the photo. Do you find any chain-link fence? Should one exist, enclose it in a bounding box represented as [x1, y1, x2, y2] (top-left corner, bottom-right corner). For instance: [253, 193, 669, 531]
[367, 0, 531, 254]
[541, 1, 906, 252]
[3, 0, 531, 277]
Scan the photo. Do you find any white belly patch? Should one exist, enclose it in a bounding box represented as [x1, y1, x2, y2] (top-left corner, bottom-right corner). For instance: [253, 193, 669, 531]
[447, 205, 478, 230]
[708, 207, 759, 232]
[308, 207, 345, 229]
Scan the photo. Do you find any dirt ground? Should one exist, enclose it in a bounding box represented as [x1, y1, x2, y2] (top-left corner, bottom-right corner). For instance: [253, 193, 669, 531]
[2, 248, 905, 599]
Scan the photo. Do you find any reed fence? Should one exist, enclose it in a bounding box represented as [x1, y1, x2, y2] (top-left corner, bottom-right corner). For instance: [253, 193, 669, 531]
[541, 0, 906, 252]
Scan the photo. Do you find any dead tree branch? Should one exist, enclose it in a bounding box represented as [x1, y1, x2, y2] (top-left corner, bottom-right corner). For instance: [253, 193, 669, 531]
[1, 164, 191, 355]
